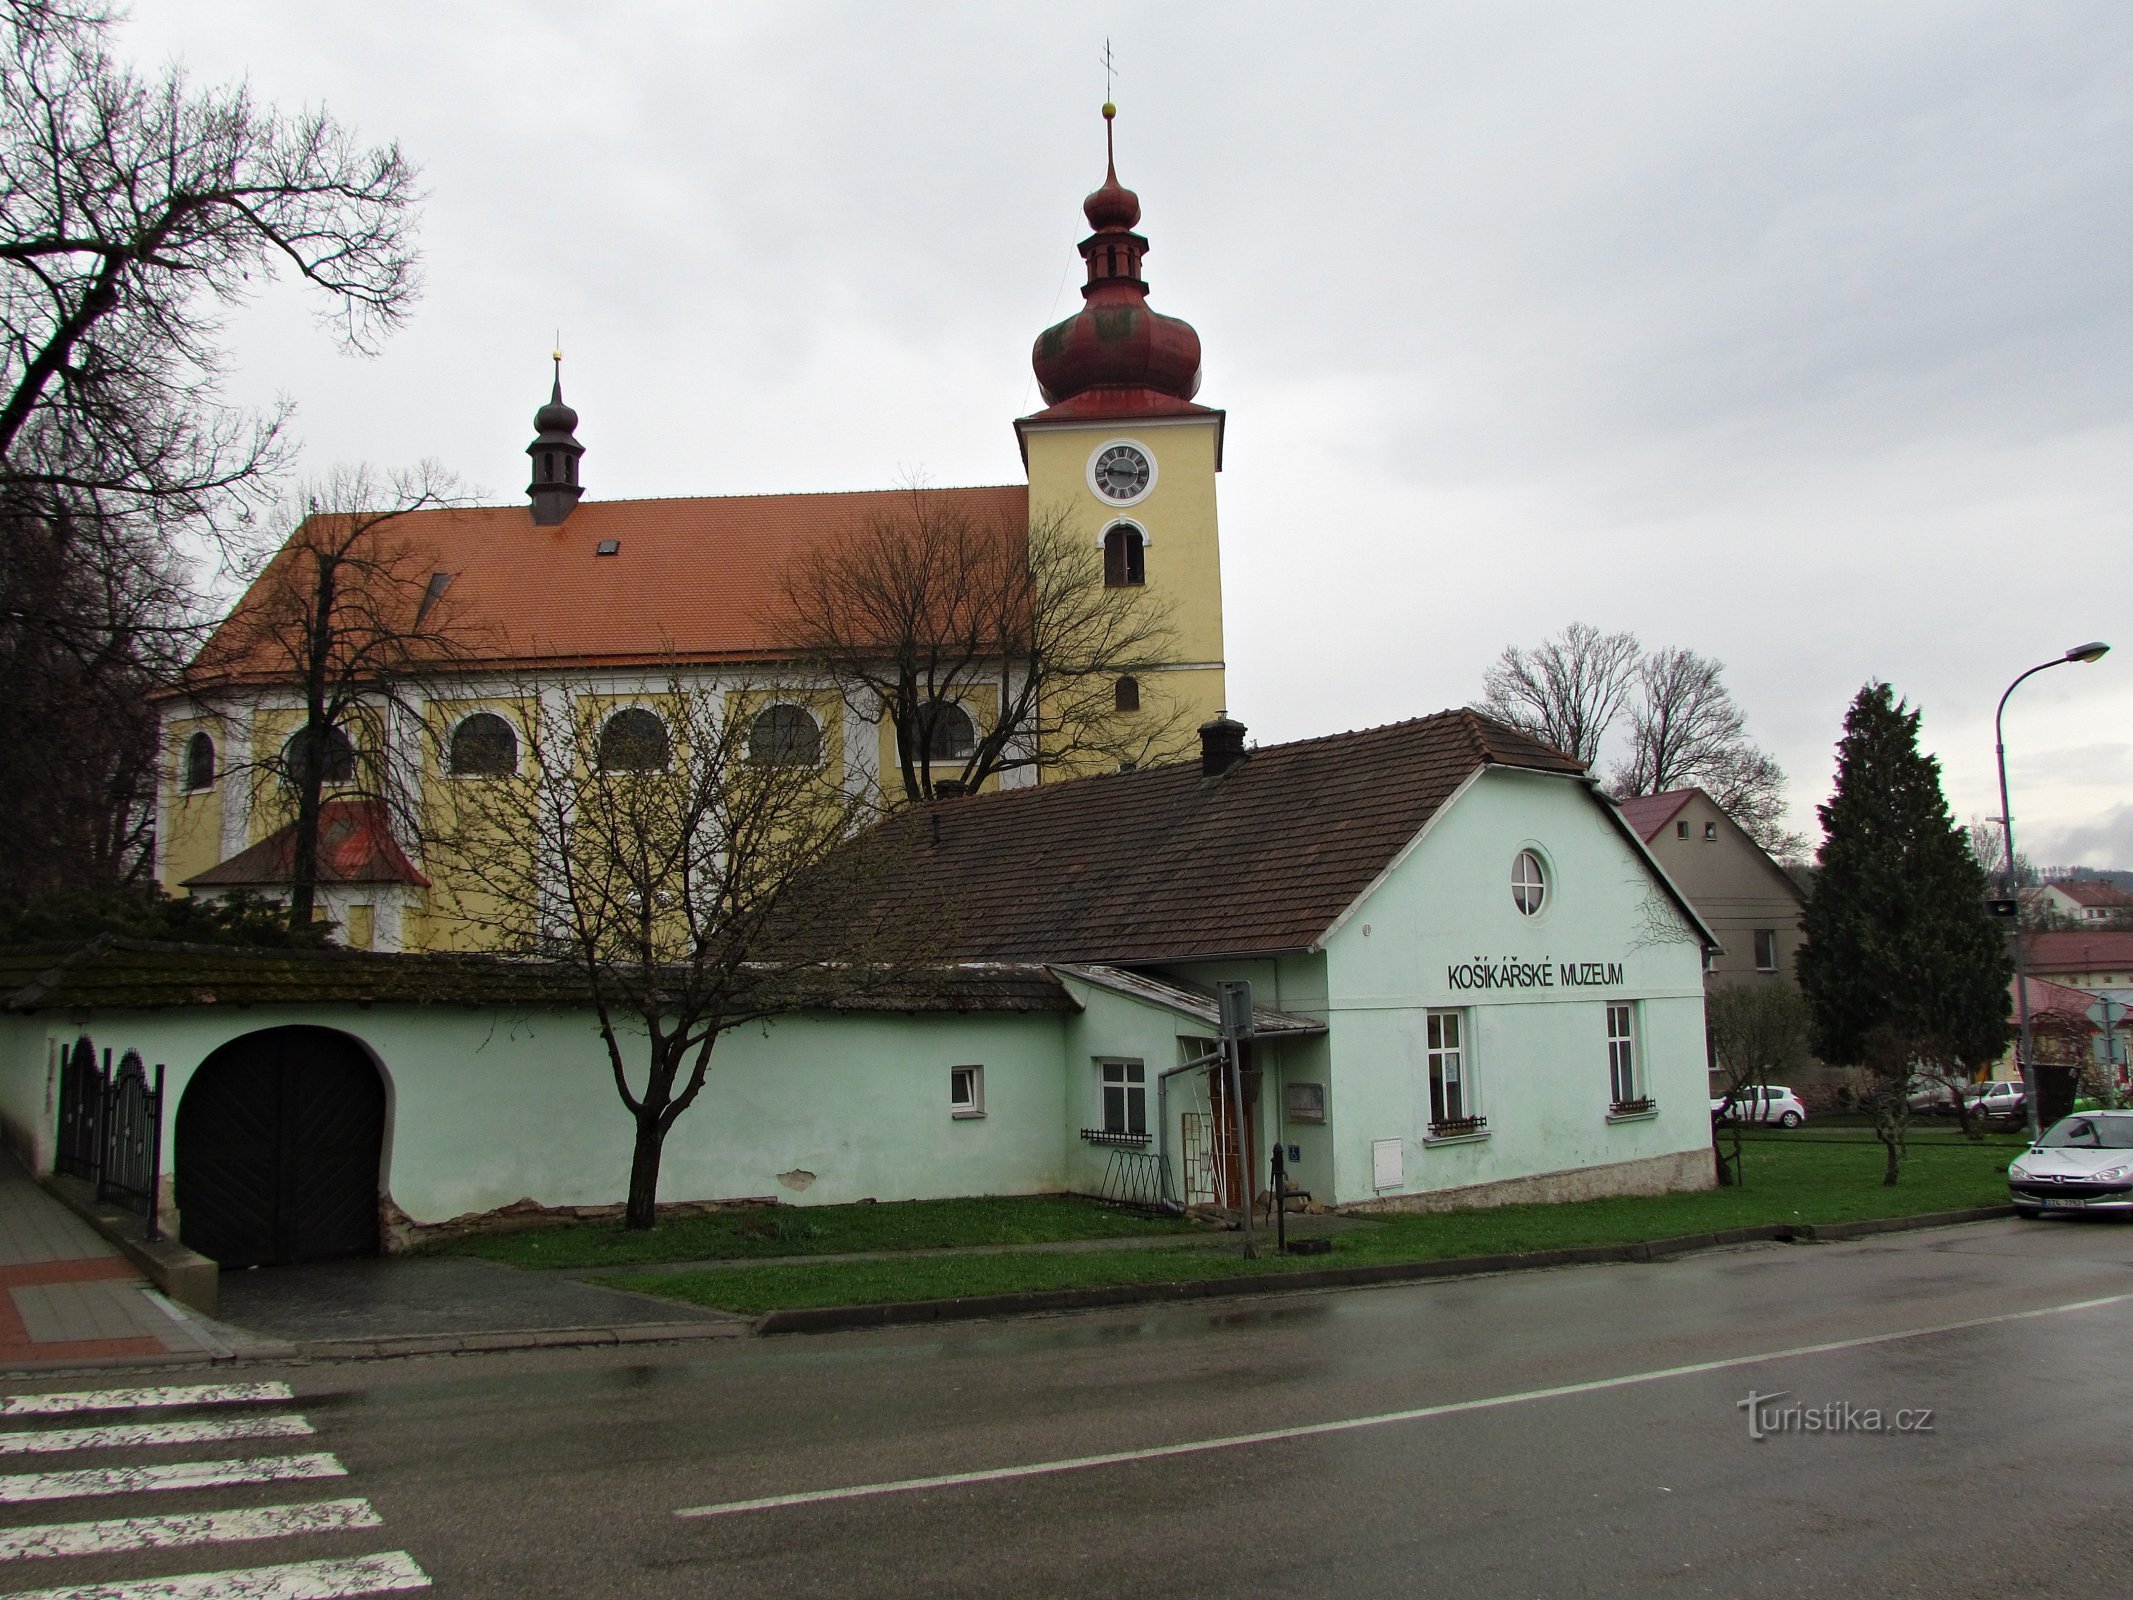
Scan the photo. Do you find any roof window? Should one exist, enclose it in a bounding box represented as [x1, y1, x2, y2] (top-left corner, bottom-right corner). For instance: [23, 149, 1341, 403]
[595, 539, 620, 556]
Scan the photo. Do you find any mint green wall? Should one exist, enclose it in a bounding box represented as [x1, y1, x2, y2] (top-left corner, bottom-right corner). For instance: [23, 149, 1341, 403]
[0, 1005, 1073, 1221]
[1319, 767, 1711, 1206]
[0, 1016, 58, 1171]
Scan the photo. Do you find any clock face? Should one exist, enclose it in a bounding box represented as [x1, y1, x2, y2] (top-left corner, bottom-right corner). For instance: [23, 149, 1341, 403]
[1089, 441, 1154, 504]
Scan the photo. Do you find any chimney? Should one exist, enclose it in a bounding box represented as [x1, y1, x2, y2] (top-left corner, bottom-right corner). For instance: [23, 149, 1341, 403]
[1199, 712, 1247, 777]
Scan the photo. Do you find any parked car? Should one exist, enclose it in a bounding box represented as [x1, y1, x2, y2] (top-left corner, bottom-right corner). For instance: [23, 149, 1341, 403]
[1967, 1081, 2027, 1121]
[1905, 1077, 1968, 1115]
[1710, 1086, 1807, 1128]
[2008, 1111, 2133, 1217]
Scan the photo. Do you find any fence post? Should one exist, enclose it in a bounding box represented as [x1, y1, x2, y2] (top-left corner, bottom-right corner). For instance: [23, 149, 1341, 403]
[146, 1064, 165, 1244]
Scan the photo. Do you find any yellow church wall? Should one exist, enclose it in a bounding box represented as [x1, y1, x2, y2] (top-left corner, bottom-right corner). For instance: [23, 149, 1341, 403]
[159, 717, 226, 892]
[1021, 415, 1226, 739]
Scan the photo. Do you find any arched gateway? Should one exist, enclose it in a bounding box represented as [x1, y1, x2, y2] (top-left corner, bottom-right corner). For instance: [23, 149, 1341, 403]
[174, 1026, 386, 1268]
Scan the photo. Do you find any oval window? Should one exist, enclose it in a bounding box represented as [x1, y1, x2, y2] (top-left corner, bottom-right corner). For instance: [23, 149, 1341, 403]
[1512, 849, 1548, 916]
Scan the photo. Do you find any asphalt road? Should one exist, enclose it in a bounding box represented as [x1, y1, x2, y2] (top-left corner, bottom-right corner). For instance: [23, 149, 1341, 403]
[3, 1216, 2131, 1597]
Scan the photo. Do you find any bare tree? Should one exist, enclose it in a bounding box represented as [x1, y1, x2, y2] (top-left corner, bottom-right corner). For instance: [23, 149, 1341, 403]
[1706, 982, 1812, 1186]
[775, 490, 1189, 803]
[185, 464, 467, 929]
[430, 674, 911, 1229]
[1474, 622, 1640, 767]
[1609, 646, 1802, 858]
[0, 0, 420, 532]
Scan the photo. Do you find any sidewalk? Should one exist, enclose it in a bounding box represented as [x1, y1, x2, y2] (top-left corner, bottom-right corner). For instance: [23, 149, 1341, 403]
[0, 1154, 224, 1368]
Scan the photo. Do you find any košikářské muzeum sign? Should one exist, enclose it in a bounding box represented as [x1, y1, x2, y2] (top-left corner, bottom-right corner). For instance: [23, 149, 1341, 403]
[1445, 958, 1627, 992]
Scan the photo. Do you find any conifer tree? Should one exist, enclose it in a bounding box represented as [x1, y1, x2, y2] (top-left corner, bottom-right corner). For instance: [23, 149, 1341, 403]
[1797, 684, 2011, 1183]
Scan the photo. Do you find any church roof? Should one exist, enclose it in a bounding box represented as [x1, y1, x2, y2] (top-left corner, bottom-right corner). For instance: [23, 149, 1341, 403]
[183, 798, 431, 890]
[794, 710, 1612, 965]
[185, 485, 1030, 687]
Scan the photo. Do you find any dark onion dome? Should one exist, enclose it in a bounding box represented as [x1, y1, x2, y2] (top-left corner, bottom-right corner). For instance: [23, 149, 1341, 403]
[1031, 103, 1203, 408]
[533, 379, 578, 437]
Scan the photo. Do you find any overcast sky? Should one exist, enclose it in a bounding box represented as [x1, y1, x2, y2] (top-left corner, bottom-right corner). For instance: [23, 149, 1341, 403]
[123, 1, 2132, 865]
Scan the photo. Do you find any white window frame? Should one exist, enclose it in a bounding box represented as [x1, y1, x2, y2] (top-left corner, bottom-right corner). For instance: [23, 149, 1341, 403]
[1511, 849, 1548, 917]
[1607, 1002, 1640, 1106]
[1099, 1059, 1148, 1139]
[950, 1064, 984, 1119]
[1426, 1009, 1475, 1130]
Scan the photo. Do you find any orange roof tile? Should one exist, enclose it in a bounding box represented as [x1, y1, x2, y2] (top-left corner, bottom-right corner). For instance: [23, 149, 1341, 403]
[187, 485, 1030, 686]
[182, 798, 430, 890]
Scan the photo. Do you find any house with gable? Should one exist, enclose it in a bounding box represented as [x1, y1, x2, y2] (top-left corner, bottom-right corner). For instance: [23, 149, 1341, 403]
[1615, 788, 1806, 989]
[0, 709, 1719, 1270]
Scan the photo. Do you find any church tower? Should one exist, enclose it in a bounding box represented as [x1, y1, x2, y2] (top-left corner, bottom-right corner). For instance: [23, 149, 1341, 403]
[1016, 102, 1227, 761]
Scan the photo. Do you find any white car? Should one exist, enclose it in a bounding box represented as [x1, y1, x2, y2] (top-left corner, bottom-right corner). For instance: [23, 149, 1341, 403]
[2008, 1111, 2133, 1217]
[1710, 1086, 1807, 1128]
[1967, 1081, 2027, 1121]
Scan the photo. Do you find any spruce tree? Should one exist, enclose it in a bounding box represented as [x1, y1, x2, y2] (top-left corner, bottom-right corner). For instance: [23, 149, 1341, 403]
[1797, 683, 2011, 1183]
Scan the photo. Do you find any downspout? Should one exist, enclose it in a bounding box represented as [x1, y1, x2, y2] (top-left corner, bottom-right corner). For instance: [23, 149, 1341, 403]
[1157, 1046, 1223, 1214]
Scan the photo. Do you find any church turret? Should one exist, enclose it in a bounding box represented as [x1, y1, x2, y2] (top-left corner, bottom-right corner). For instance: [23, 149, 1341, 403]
[1030, 103, 1204, 409]
[527, 353, 585, 526]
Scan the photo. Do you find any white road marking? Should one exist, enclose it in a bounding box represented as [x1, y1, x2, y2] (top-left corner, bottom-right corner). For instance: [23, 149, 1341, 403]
[0, 1417, 315, 1456]
[677, 1289, 2133, 1519]
[0, 1387, 296, 1419]
[0, 1455, 345, 1505]
[0, 1549, 428, 1598]
[0, 1499, 381, 1562]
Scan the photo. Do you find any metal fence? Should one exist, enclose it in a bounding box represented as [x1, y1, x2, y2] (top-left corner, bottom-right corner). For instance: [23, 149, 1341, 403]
[51, 1035, 166, 1239]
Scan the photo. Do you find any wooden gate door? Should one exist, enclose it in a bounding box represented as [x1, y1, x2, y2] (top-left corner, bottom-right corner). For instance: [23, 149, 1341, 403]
[1207, 1047, 1260, 1211]
[175, 1027, 385, 1269]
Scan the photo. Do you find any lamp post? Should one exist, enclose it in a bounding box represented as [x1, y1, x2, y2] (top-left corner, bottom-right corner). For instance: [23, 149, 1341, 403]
[1996, 641, 2111, 1140]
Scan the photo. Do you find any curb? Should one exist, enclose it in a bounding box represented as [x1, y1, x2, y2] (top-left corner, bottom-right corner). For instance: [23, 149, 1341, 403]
[751, 1205, 2019, 1336]
[38, 1173, 219, 1316]
[283, 1319, 750, 1361]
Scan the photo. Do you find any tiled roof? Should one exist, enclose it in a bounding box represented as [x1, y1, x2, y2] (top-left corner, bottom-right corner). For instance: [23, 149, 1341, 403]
[796, 710, 1593, 964]
[2012, 973, 2105, 1019]
[2025, 930, 2133, 973]
[0, 940, 1076, 1015]
[2046, 878, 2133, 909]
[182, 799, 430, 890]
[1615, 789, 1696, 842]
[185, 485, 1030, 685]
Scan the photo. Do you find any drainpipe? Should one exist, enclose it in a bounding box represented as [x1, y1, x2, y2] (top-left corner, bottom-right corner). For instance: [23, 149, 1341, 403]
[1157, 1047, 1223, 1214]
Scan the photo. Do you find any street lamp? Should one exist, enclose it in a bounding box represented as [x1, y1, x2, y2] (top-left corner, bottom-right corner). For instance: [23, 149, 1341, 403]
[1996, 641, 2111, 1140]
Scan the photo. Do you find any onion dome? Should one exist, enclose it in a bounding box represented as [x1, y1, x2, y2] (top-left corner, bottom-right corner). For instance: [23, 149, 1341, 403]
[526, 352, 586, 527]
[1031, 103, 1203, 408]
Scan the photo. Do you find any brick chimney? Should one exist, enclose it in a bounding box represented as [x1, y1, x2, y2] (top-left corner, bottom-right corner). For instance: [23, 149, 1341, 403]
[1199, 712, 1247, 777]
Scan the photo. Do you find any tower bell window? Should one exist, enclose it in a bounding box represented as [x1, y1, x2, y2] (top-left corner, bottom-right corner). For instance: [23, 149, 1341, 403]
[1103, 524, 1145, 587]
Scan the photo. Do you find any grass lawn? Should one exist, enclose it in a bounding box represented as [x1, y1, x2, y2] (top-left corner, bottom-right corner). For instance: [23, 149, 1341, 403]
[608, 1133, 2026, 1317]
[432, 1193, 1204, 1271]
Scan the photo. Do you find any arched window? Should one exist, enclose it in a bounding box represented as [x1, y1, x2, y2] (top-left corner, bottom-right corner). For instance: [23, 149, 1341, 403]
[597, 709, 670, 772]
[282, 724, 356, 789]
[182, 731, 216, 792]
[1103, 524, 1145, 587]
[542, 451, 556, 483]
[448, 712, 518, 777]
[1114, 676, 1140, 713]
[924, 702, 975, 761]
[749, 704, 822, 767]
[1512, 849, 1549, 916]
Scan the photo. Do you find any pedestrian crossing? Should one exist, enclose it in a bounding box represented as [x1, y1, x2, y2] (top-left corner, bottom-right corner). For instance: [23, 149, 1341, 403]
[0, 1382, 427, 1598]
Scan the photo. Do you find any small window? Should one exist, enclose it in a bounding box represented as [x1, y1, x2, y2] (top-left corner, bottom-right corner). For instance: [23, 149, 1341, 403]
[1114, 676, 1140, 713]
[283, 724, 357, 789]
[1512, 849, 1548, 916]
[1704, 821, 1718, 841]
[1753, 929, 1779, 972]
[448, 712, 518, 777]
[749, 704, 822, 767]
[1675, 819, 1688, 839]
[950, 1064, 984, 1119]
[1100, 1060, 1147, 1137]
[1427, 1010, 1469, 1127]
[182, 731, 216, 792]
[924, 701, 974, 761]
[1102, 524, 1145, 587]
[1607, 1002, 1639, 1105]
[595, 539, 620, 556]
[597, 708, 670, 772]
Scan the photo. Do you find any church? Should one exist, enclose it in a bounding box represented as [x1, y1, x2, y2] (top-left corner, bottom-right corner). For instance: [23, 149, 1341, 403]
[155, 103, 1229, 953]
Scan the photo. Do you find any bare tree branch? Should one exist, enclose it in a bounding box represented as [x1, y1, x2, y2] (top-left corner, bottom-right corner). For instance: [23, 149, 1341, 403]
[1473, 622, 1640, 767]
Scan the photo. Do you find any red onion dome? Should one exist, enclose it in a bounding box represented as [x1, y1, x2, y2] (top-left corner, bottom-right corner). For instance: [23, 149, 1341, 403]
[1030, 104, 1204, 407]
